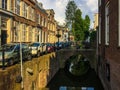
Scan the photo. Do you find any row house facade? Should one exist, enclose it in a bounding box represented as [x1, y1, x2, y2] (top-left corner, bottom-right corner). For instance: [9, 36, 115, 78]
[46, 9, 56, 43]
[93, 13, 98, 30]
[0, 0, 58, 45]
[98, 0, 120, 90]
[57, 25, 69, 42]
[36, 2, 48, 43]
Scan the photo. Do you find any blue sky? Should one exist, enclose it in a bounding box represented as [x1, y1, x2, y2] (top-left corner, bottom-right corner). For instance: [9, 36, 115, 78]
[38, 0, 98, 28]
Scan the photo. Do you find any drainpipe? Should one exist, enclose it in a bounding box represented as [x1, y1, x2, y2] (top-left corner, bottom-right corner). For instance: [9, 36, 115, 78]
[96, 27, 99, 73]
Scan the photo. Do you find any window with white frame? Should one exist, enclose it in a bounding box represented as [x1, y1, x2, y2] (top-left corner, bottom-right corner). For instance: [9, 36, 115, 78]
[14, 0, 20, 15]
[31, 8, 35, 21]
[39, 15, 41, 24]
[28, 26, 32, 42]
[36, 13, 39, 24]
[2, 0, 7, 9]
[23, 2, 28, 18]
[99, 14, 101, 44]
[42, 17, 44, 26]
[22, 24, 26, 42]
[105, 3, 109, 45]
[16, 22, 20, 42]
[27, 6, 29, 19]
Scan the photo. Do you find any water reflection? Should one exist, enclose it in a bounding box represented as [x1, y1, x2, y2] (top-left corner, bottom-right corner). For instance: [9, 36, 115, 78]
[59, 86, 94, 90]
[47, 53, 104, 90]
[68, 54, 90, 76]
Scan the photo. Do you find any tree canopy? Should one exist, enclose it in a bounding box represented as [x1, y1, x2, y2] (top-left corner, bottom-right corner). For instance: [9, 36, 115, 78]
[65, 1, 91, 42]
[65, 0, 77, 27]
[74, 9, 84, 41]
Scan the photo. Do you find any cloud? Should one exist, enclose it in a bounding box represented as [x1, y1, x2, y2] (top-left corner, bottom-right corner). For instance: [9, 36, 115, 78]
[54, 0, 68, 24]
[86, 0, 98, 12]
[37, 0, 98, 28]
[38, 0, 68, 24]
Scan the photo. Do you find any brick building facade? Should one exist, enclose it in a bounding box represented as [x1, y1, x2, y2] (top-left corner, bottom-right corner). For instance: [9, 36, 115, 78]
[98, 0, 120, 90]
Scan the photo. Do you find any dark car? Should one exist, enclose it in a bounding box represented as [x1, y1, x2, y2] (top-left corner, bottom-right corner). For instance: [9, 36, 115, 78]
[0, 43, 32, 66]
[46, 43, 54, 53]
[55, 42, 63, 50]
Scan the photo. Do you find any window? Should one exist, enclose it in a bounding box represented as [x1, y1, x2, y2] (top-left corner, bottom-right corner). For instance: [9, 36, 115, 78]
[106, 63, 110, 81]
[23, 2, 28, 18]
[39, 14, 41, 24]
[40, 16, 42, 25]
[42, 17, 44, 26]
[44, 18, 46, 27]
[2, 0, 7, 9]
[12, 21, 19, 42]
[22, 24, 26, 42]
[28, 26, 32, 42]
[15, 0, 20, 15]
[1, 16, 8, 29]
[31, 8, 35, 21]
[105, 3, 109, 45]
[36, 13, 39, 24]
[16, 22, 20, 42]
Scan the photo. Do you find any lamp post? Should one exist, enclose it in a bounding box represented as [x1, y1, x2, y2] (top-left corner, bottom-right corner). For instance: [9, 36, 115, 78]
[56, 29, 61, 49]
[2, 44, 5, 70]
[18, 22, 23, 89]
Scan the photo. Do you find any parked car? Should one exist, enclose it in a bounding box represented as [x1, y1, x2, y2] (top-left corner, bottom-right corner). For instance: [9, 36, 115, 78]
[0, 43, 32, 66]
[29, 42, 46, 57]
[55, 42, 63, 50]
[46, 43, 54, 53]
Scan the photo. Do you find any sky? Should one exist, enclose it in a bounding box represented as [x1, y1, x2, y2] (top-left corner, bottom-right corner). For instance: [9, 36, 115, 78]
[38, 0, 98, 28]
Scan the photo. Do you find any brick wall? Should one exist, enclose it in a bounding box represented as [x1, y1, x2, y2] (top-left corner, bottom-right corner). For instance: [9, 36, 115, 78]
[98, 0, 120, 90]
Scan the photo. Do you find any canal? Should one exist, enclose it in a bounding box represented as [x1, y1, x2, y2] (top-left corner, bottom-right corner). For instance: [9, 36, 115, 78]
[47, 68, 104, 90]
[46, 54, 104, 90]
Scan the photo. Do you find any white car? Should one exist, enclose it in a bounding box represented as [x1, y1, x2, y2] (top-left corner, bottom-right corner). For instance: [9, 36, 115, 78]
[29, 42, 46, 57]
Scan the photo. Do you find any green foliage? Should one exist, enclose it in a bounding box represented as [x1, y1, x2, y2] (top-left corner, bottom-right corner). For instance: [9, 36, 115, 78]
[90, 30, 96, 42]
[83, 15, 90, 40]
[65, 0, 77, 26]
[84, 15, 90, 31]
[65, 1, 90, 42]
[74, 9, 84, 41]
[84, 30, 90, 40]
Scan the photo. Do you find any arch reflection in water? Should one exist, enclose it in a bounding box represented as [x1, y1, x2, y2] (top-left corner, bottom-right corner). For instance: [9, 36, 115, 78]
[67, 54, 90, 76]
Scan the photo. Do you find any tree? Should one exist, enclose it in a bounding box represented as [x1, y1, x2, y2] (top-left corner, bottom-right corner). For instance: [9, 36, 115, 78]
[84, 15, 90, 31]
[65, 1, 91, 42]
[74, 9, 84, 41]
[83, 15, 90, 40]
[90, 30, 96, 42]
[65, 0, 77, 27]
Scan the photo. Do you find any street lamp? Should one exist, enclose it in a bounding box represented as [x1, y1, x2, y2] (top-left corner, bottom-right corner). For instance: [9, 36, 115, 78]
[56, 29, 61, 49]
[18, 22, 24, 89]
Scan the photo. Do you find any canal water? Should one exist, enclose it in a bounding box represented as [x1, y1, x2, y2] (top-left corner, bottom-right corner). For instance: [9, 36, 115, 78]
[47, 55, 104, 90]
[47, 68, 104, 90]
